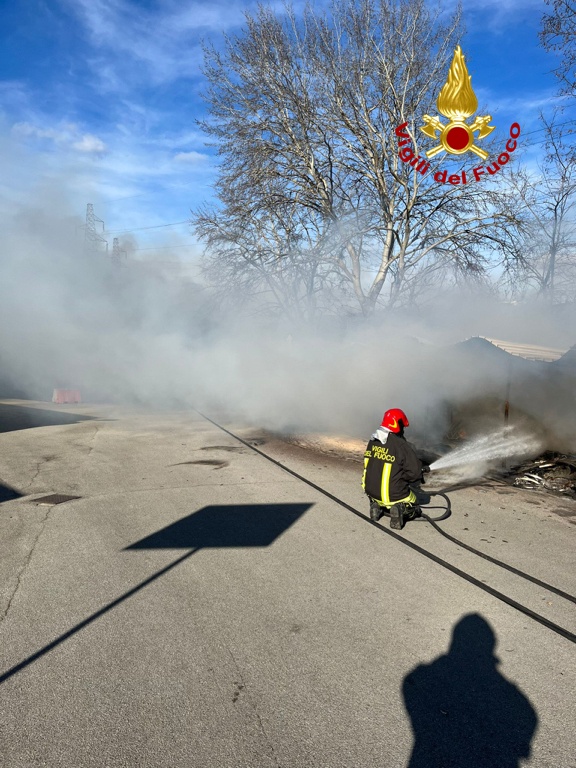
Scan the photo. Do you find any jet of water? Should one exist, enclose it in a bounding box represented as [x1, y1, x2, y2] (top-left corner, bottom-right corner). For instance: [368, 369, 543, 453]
[429, 428, 541, 471]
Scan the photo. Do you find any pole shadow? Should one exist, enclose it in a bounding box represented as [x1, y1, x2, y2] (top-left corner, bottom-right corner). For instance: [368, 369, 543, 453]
[0, 503, 312, 685]
[402, 614, 538, 768]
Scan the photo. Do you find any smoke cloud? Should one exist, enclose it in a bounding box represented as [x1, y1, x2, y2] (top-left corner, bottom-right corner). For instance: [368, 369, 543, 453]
[1, 158, 575, 457]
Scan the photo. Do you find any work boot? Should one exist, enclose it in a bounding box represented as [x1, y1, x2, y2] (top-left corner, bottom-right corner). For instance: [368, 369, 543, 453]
[404, 505, 422, 521]
[389, 503, 405, 530]
[370, 501, 382, 522]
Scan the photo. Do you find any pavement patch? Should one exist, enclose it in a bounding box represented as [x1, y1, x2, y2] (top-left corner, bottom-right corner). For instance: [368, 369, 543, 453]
[172, 459, 229, 468]
[32, 494, 82, 505]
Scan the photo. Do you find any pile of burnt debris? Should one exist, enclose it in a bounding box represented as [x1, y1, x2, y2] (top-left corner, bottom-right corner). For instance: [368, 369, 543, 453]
[507, 452, 576, 497]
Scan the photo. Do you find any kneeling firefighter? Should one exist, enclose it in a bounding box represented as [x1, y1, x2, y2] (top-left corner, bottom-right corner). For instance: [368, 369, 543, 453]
[362, 408, 426, 529]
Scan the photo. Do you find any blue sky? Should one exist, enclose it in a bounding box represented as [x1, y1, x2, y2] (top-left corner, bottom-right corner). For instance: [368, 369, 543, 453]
[0, 0, 573, 258]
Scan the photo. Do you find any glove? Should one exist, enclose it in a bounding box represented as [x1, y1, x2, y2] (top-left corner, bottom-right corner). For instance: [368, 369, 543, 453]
[420, 465, 430, 484]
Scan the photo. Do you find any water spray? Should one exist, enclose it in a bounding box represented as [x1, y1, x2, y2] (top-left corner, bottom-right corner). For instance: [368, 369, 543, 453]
[429, 427, 541, 472]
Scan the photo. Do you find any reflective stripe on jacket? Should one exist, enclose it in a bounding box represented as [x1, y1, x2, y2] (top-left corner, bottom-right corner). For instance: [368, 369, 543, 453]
[362, 430, 422, 504]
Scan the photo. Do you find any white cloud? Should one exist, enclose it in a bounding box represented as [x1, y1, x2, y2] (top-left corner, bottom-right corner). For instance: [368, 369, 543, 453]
[13, 121, 107, 155]
[63, 0, 252, 90]
[73, 134, 107, 154]
[173, 150, 209, 164]
[13, 121, 69, 141]
[472, 85, 571, 135]
[149, 129, 208, 150]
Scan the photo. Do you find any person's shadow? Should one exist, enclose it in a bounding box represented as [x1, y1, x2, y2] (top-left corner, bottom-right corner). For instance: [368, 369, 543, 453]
[402, 614, 538, 767]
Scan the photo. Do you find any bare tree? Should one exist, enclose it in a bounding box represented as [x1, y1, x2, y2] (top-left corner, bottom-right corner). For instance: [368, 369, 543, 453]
[504, 115, 576, 303]
[541, 0, 576, 97]
[195, 200, 330, 322]
[194, 0, 524, 318]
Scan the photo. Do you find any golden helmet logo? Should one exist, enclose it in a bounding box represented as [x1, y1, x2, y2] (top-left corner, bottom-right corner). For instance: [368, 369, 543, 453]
[420, 46, 494, 160]
[395, 46, 521, 185]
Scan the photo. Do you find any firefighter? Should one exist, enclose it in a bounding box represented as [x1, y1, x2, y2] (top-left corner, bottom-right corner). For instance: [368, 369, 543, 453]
[362, 408, 426, 529]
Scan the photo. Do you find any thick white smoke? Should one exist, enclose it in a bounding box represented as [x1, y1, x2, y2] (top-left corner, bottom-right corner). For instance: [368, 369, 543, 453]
[1, 153, 575, 454]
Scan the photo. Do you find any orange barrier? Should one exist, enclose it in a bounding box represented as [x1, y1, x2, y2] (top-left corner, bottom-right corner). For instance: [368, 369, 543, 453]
[52, 389, 81, 404]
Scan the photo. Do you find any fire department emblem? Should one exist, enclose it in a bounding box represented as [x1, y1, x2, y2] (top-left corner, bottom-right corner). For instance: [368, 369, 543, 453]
[420, 46, 494, 161]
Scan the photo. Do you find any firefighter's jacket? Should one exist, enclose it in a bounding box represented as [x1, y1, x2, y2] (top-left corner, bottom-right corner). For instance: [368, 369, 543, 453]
[362, 427, 423, 505]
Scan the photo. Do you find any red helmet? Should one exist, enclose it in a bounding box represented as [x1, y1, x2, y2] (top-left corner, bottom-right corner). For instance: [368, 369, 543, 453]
[381, 408, 409, 433]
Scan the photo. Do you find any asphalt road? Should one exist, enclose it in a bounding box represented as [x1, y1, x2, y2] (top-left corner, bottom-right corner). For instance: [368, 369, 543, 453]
[0, 401, 575, 768]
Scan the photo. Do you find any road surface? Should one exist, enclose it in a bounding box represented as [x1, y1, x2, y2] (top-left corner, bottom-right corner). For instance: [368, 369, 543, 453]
[0, 401, 574, 767]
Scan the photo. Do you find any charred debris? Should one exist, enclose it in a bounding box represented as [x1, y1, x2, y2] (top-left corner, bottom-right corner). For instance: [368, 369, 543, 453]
[508, 453, 576, 498]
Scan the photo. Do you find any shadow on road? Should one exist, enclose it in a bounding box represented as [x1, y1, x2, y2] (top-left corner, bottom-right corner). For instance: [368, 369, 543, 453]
[0, 481, 24, 503]
[0, 402, 98, 434]
[0, 503, 312, 685]
[402, 613, 538, 768]
[126, 503, 312, 550]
